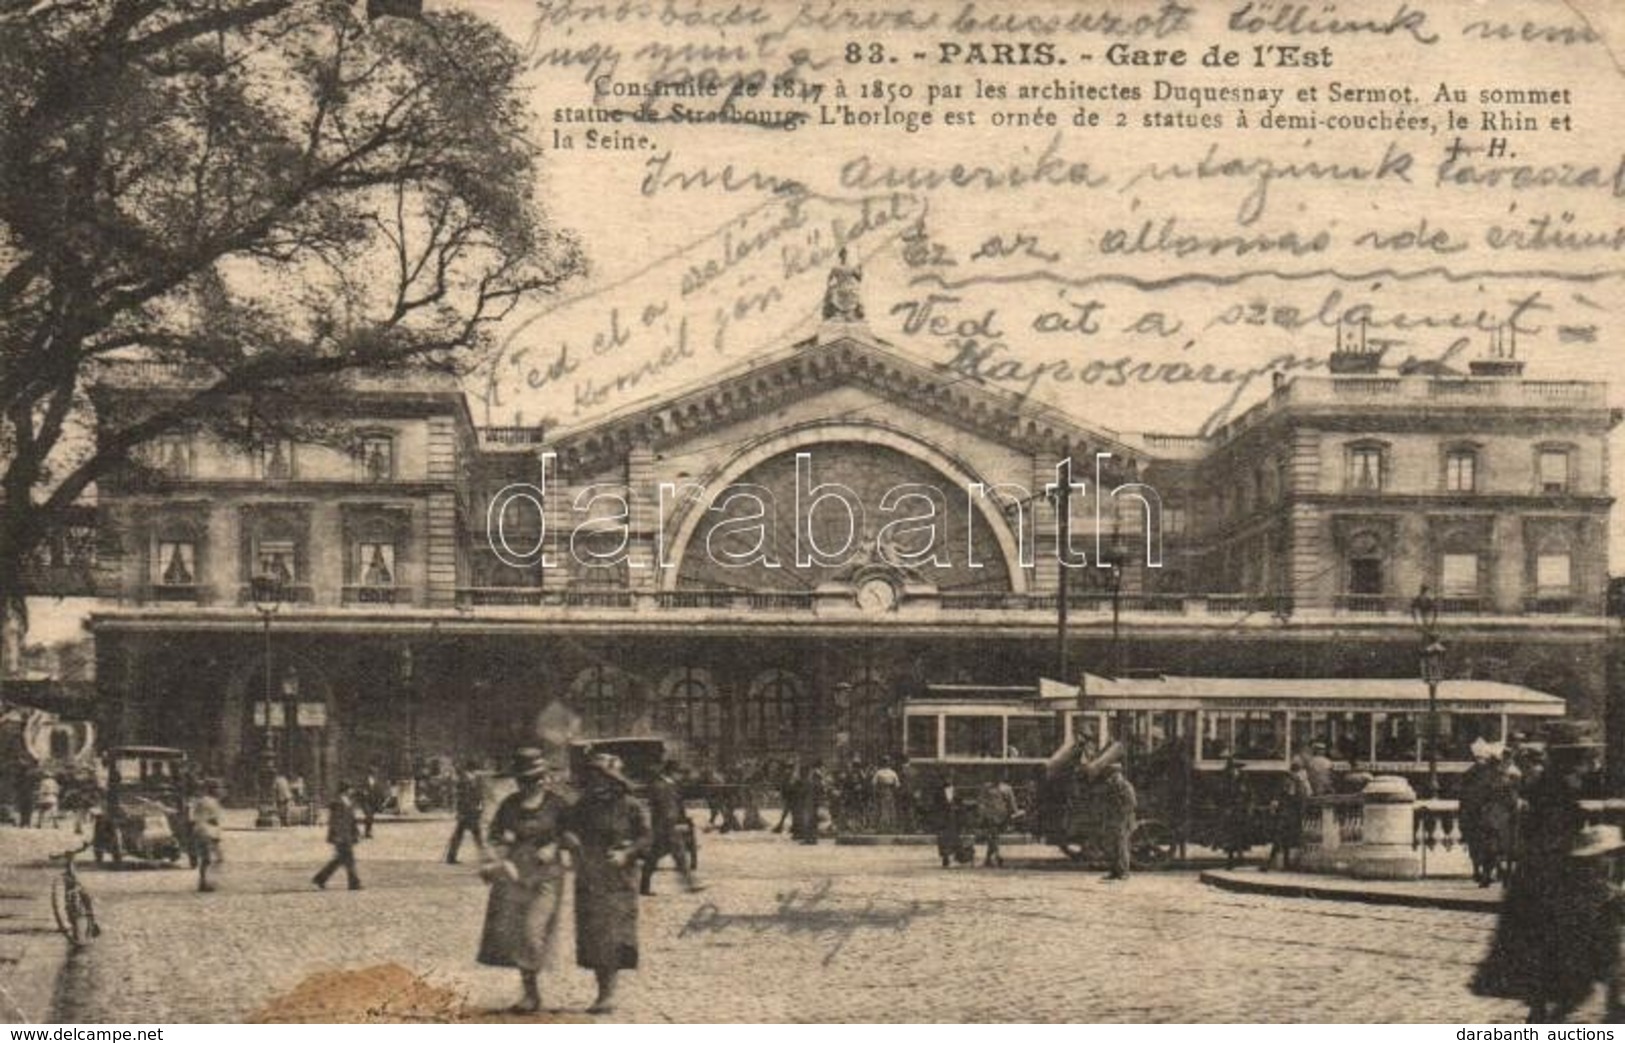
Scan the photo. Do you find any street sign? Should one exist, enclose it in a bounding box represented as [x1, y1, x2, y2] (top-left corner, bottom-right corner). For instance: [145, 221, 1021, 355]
[253, 702, 286, 727]
[297, 702, 328, 727]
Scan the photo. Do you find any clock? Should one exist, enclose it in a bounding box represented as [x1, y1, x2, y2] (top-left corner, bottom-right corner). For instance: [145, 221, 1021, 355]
[856, 577, 898, 613]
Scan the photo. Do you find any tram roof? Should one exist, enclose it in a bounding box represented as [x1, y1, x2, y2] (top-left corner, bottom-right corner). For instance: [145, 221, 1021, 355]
[1031, 673, 1568, 713]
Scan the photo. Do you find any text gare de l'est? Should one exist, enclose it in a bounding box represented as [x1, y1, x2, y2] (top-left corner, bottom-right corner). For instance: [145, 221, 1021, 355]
[927, 40, 1333, 68]
[484, 454, 1165, 571]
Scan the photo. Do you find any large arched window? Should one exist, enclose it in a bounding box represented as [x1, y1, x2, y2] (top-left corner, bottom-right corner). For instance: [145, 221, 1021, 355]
[1342, 529, 1387, 611]
[835, 667, 892, 763]
[741, 669, 805, 752]
[1526, 525, 1577, 613]
[658, 667, 722, 756]
[1432, 522, 1488, 608]
[676, 441, 1012, 595]
[568, 665, 647, 737]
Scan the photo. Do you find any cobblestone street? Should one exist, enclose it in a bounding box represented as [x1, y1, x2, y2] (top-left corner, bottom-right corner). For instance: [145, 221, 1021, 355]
[0, 818, 1587, 1023]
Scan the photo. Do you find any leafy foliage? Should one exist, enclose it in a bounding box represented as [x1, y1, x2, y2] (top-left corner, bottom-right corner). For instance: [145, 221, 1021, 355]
[0, 0, 583, 628]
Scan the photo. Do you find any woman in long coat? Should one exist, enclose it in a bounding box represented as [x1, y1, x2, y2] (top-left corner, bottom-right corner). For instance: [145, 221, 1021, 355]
[561, 753, 651, 1014]
[1261, 760, 1310, 872]
[477, 750, 568, 1013]
[1216, 756, 1252, 870]
[933, 773, 965, 868]
[1472, 742, 1616, 1021]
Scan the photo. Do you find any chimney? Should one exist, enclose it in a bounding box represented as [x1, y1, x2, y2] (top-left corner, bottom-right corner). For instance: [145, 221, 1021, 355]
[1328, 318, 1383, 374]
[1468, 324, 1526, 377]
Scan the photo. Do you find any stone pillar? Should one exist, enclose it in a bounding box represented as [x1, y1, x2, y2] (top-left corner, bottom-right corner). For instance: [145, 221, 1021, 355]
[1350, 775, 1421, 880]
[1492, 514, 1523, 615]
[626, 446, 658, 587]
[310, 503, 343, 606]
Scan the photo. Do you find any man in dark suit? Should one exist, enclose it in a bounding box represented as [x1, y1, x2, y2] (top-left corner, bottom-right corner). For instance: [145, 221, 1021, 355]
[314, 782, 363, 890]
[360, 769, 387, 838]
[444, 761, 485, 865]
[639, 761, 700, 895]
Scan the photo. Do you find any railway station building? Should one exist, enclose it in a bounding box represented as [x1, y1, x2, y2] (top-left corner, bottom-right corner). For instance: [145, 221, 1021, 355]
[85, 276, 1624, 799]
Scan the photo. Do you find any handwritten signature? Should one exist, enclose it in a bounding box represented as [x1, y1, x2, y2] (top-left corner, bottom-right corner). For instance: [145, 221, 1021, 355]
[678, 879, 944, 965]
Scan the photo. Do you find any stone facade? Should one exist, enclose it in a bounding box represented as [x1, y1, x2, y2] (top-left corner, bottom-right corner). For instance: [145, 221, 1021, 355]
[86, 323, 1624, 800]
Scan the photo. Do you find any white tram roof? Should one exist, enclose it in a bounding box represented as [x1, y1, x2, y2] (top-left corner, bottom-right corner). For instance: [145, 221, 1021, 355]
[1029, 673, 1567, 714]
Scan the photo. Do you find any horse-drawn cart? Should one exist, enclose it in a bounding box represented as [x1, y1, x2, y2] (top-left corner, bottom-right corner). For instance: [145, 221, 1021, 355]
[1035, 740, 1179, 867]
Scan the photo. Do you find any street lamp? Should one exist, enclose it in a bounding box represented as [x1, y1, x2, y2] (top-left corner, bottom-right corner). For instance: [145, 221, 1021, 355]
[1411, 585, 1446, 798]
[1106, 555, 1125, 678]
[1046, 477, 1074, 684]
[399, 644, 416, 815]
[250, 570, 286, 828]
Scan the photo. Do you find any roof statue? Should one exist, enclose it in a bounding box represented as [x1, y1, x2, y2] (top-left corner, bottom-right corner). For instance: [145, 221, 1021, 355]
[822, 247, 864, 323]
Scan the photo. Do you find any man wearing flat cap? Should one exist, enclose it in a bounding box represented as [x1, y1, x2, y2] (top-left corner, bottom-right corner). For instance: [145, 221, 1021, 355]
[561, 752, 651, 1014]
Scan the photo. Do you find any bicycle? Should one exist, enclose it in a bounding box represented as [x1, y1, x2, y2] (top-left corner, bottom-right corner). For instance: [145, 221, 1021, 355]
[48, 842, 101, 947]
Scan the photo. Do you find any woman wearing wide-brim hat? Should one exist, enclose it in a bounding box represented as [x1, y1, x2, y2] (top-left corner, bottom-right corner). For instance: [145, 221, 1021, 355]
[1472, 737, 1614, 1021]
[476, 748, 569, 1013]
[560, 752, 650, 1014]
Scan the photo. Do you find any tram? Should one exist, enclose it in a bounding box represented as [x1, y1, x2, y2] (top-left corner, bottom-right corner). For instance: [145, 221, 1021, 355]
[901, 673, 1567, 861]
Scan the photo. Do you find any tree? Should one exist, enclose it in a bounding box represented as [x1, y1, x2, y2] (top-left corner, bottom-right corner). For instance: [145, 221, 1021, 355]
[0, 0, 583, 655]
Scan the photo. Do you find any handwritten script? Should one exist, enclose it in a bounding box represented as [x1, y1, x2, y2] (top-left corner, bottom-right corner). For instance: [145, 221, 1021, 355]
[678, 879, 945, 965]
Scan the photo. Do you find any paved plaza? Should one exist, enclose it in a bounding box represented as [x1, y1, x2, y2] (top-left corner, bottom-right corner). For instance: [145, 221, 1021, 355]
[0, 819, 1595, 1023]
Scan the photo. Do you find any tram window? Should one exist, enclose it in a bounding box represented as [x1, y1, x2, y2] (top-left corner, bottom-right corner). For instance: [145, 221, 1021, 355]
[1442, 713, 1502, 761]
[1375, 713, 1420, 762]
[1507, 716, 1546, 745]
[1290, 714, 1322, 755]
[1200, 714, 1231, 761]
[1338, 713, 1373, 765]
[945, 716, 1003, 759]
[906, 716, 939, 760]
[1007, 717, 1058, 759]
[1291, 712, 1372, 764]
[1232, 712, 1286, 761]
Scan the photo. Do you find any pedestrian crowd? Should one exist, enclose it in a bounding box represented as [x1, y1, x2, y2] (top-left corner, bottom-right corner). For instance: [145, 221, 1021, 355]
[4, 761, 102, 832]
[23, 728, 1625, 1022]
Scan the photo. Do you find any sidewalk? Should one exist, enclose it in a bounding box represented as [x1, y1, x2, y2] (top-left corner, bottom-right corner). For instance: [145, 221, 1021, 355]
[0, 827, 91, 1023]
[1200, 867, 1503, 913]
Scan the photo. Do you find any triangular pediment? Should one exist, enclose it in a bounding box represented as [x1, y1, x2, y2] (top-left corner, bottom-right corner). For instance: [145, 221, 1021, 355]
[549, 328, 1143, 475]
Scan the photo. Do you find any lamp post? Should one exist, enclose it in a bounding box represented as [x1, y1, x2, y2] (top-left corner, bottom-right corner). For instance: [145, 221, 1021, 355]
[1411, 585, 1446, 799]
[399, 644, 416, 815]
[1048, 479, 1073, 683]
[250, 571, 286, 828]
[1106, 556, 1125, 678]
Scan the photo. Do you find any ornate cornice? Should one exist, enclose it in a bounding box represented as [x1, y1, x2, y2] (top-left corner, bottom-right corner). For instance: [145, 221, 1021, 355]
[549, 333, 1144, 478]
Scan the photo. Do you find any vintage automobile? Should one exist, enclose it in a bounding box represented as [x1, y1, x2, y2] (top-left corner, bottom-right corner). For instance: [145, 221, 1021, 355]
[567, 737, 699, 868]
[92, 746, 190, 865]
